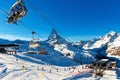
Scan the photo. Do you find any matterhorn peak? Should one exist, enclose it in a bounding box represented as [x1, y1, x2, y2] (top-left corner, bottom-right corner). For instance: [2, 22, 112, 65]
[47, 28, 67, 44]
[48, 28, 58, 40]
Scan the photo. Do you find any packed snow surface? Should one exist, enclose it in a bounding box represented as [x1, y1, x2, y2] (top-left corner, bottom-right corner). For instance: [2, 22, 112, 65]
[0, 53, 119, 80]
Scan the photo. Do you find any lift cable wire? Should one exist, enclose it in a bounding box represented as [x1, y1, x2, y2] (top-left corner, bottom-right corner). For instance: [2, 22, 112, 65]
[0, 7, 9, 15]
[25, 0, 71, 42]
[18, 20, 44, 39]
[0, 7, 44, 40]
[0, 0, 71, 42]
[25, 0, 54, 28]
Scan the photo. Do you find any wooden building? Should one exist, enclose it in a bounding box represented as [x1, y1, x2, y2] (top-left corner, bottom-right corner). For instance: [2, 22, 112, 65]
[39, 48, 48, 55]
[0, 44, 19, 54]
[92, 59, 109, 78]
[28, 48, 48, 55]
[92, 59, 116, 78]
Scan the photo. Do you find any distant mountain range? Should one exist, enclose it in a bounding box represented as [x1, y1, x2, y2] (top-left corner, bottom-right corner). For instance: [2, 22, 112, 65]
[0, 29, 120, 65]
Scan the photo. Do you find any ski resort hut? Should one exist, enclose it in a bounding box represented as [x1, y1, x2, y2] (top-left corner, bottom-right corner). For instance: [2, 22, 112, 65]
[39, 48, 48, 55]
[93, 59, 109, 78]
[0, 44, 19, 54]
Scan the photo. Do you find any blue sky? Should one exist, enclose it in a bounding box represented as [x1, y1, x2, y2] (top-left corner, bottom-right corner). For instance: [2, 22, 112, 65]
[0, 0, 120, 42]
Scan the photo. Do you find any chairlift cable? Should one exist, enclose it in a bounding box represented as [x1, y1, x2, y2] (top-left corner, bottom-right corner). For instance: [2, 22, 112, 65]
[1, 0, 70, 42]
[0, 7, 43, 41]
[25, 0, 54, 27]
[25, 0, 71, 42]
[1, 1, 40, 64]
[18, 20, 44, 39]
[0, 7, 9, 15]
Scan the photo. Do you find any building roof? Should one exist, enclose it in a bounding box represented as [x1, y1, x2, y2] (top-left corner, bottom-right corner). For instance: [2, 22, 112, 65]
[0, 44, 19, 48]
[96, 59, 109, 64]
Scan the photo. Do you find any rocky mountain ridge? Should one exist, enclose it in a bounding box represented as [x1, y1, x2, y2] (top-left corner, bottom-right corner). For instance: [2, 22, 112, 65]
[0, 29, 119, 65]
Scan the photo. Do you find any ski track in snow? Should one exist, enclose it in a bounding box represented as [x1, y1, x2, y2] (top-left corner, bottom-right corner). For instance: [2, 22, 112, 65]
[0, 53, 119, 80]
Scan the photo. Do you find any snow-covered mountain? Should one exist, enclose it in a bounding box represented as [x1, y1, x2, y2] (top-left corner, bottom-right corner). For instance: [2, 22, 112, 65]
[106, 33, 120, 56]
[0, 29, 95, 66]
[0, 30, 120, 80]
[81, 31, 120, 58]
[0, 29, 120, 66]
[47, 28, 68, 45]
[45, 29, 95, 64]
[69, 31, 120, 60]
[82, 31, 117, 49]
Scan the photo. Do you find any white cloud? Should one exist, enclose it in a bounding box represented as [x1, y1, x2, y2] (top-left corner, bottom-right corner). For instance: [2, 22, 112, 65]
[0, 34, 31, 41]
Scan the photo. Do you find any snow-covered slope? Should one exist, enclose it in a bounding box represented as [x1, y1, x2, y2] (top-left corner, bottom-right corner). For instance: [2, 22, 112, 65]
[0, 53, 73, 80]
[0, 30, 120, 79]
[0, 29, 95, 66]
[82, 31, 117, 50]
[90, 31, 117, 49]
[0, 53, 119, 80]
[82, 39, 98, 50]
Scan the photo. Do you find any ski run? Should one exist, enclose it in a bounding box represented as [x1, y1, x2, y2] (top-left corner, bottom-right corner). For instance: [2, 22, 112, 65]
[0, 53, 120, 80]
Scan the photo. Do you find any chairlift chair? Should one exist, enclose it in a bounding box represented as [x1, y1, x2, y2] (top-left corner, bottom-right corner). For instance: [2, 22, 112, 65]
[29, 31, 40, 48]
[29, 39, 40, 48]
[7, 0, 27, 24]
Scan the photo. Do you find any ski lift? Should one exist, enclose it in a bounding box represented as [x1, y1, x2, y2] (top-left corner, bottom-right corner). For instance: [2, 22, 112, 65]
[29, 40, 40, 48]
[28, 31, 40, 54]
[29, 31, 40, 48]
[7, 0, 27, 24]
